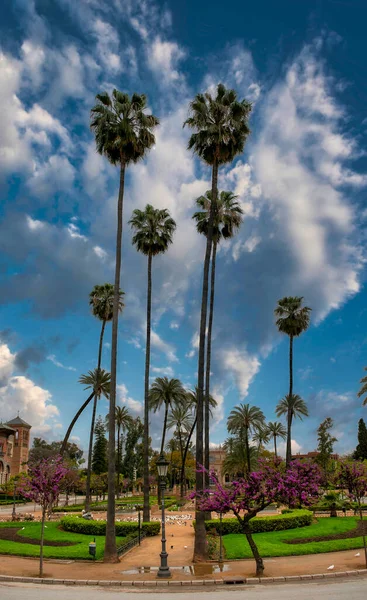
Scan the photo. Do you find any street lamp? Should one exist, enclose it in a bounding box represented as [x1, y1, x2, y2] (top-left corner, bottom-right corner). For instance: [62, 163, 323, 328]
[218, 511, 224, 565]
[156, 454, 171, 579]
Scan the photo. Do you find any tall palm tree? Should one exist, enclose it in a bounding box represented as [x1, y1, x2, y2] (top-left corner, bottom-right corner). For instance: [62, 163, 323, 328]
[84, 284, 124, 511]
[129, 204, 176, 522]
[267, 421, 287, 458]
[107, 406, 132, 498]
[184, 84, 251, 560]
[91, 90, 159, 561]
[274, 296, 311, 466]
[193, 190, 243, 488]
[222, 436, 257, 477]
[227, 403, 265, 473]
[276, 394, 309, 460]
[61, 369, 111, 455]
[149, 377, 187, 455]
[357, 367, 367, 406]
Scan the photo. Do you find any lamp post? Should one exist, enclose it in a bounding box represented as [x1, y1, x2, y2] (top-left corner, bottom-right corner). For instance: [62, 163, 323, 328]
[156, 454, 171, 579]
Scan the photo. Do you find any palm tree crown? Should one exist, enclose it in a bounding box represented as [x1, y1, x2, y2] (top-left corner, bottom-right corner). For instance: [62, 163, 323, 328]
[357, 367, 367, 406]
[90, 90, 159, 166]
[193, 190, 243, 243]
[274, 296, 311, 338]
[79, 369, 111, 399]
[276, 394, 309, 421]
[184, 83, 252, 165]
[227, 403, 265, 436]
[149, 377, 187, 412]
[89, 284, 124, 322]
[267, 421, 287, 440]
[129, 204, 176, 256]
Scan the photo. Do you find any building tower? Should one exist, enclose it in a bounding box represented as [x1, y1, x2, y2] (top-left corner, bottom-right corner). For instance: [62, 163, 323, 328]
[5, 416, 32, 475]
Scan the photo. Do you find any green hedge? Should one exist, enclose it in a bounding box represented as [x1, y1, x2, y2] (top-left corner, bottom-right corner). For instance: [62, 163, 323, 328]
[204, 509, 312, 535]
[60, 516, 160, 537]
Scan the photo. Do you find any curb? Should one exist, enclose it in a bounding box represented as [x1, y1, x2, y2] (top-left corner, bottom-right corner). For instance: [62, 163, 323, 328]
[0, 570, 367, 587]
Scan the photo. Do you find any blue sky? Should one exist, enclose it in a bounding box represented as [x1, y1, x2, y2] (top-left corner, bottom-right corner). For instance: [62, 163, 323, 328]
[0, 0, 367, 456]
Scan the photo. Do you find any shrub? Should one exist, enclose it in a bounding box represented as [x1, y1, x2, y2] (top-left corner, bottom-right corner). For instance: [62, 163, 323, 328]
[60, 516, 160, 537]
[203, 509, 312, 535]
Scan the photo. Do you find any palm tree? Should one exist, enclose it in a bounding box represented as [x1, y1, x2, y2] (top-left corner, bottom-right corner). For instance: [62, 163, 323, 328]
[167, 403, 194, 477]
[274, 296, 311, 466]
[276, 394, 309, 460]
[84, 284, 124, 511]
[227, 404, 265, 474]
[252, 426, 270, 456]
[267, 421, 287, 458]
[193, 190, 243, 488]
[222, 436, 258, 477]
[149, 377, 187, 455]
[129, 204, 176, 522]
[91, 90, 159, 562]
[61, 369, 111, 455]
[357, 367, 367, 406]
[184, 84, 251, 560]
[108, 406, 132, 498]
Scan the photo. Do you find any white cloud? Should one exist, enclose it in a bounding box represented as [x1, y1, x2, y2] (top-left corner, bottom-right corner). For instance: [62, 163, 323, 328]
[93, 246, 108, 260]
[92, 19, 121, 74]
[151, 365, 174, 378]
[128, 337, 142, 350]
[147, 36, 185, 84]
[117, 383, 143, 415]
[169, 321, 179, 330]
[151, 330, 178, 363]
[0, 341, 60, 435]
[220, 347, 260, 398]
[28, 154, 75, 196]
[278, 439, 302, 458]
[47, 354, 77, 372]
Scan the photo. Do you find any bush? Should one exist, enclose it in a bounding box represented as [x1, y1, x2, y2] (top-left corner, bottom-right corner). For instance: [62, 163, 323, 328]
[204, 509, 313, 535]
[60, 516, 160, 537]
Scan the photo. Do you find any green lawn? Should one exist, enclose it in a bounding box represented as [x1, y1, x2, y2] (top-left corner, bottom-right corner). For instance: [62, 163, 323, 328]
[0, 521, 127, 560]
[222, 517, 366, 559]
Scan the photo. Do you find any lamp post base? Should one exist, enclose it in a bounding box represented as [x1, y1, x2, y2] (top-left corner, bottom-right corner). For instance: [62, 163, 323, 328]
[157, 551, 171, 578]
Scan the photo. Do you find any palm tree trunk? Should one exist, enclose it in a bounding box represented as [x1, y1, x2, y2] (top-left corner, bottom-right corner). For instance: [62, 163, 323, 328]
[274, 434, 277, 459]
[286, 334, 293, 467]
[204, 242, 217, 490]
[60, 391, 95, 455]
[117, 424, 121, 499]
[181, 415, 197, 498]
[160, 402, 169, 455]
[85, 320, 106, 511]
[194, 158, 218, 561]
[143, 252, 153, 522]
[245, 428, 251, 473]
[104, 160, 126, 563]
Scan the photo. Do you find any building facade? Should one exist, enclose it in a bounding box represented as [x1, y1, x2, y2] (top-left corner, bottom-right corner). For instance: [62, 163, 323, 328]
[209, 447, 229, 485]
[0, 416, 31, 485]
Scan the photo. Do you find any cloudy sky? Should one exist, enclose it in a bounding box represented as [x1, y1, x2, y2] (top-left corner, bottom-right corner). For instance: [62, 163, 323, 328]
[0, 0, 366, 456]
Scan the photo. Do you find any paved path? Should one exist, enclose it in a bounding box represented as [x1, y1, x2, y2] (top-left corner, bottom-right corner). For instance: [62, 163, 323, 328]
[1, 579, 367, 599]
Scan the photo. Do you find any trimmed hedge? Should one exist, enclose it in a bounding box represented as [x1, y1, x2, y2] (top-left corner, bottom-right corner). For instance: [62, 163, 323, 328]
[204, 509, 312, 535]
[60, 516, 160, 537]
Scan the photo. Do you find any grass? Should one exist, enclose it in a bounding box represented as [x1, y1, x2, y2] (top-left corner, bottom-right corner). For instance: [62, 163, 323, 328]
[222, 517, 366, 559]
[0, 521, 127, 560]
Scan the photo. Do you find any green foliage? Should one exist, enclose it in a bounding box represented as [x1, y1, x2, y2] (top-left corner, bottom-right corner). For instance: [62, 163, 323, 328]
[221, 517, 365, 559]
[121, 417, 145, 480]
[60, 516, 160, 537]
[316, 417, 337, 474]
[0, 521, 126, 560]
[129, 204, 176, 257]
[92, 416, 108, 474]
[274, 296, 311, 338]
[28, 438, 84, 468]
[354, 418, 367, 460]
[89, 283, 124, 323]
[204, 509, 312, 535]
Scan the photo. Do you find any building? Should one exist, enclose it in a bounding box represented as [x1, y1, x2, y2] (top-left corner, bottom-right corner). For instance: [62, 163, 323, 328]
[292, 451, 339, 461]
[0, 416, 31, 485]
[209, 447, 229, 485]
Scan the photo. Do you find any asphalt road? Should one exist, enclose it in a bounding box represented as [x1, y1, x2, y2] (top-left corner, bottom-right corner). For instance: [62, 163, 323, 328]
[1, 580, 367, 599]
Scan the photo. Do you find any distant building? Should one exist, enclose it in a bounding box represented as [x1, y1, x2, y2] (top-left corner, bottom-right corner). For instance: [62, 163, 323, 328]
[292, 451, 339, 461]
[0, 416, 31, 485]
[209, 447, 229, 485]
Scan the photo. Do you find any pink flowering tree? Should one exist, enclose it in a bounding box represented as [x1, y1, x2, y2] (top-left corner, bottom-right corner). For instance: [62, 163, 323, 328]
[191, 460, 321, 576]
[337, 460, 367, 568]
[20, 456, 68, 576]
